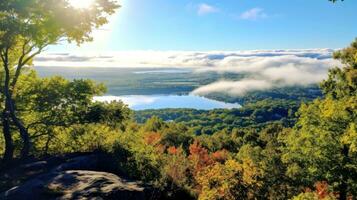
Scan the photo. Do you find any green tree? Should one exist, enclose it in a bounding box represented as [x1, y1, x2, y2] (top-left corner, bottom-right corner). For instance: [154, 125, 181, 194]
[86, 101, 132, 130]
[21, 72, 131, 154]
[282, 39, 357, 200]
[0, 0, 119, 161]
[235, 125, 299, 199]
[0, 70, 131, 156]
[195, 159, 262, 200]
[142, 116, 167, 132]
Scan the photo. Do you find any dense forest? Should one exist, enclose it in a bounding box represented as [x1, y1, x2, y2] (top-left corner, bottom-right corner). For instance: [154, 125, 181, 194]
[0, 39, 356, 200]
[1, 0, 356, 200]
[135, 99, 300, 134]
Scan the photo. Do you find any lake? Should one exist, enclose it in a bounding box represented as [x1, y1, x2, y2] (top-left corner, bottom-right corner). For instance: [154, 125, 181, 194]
[93, 95, 241, 110]
[36, 67, 243, 110]
[36, 67, 244, 96]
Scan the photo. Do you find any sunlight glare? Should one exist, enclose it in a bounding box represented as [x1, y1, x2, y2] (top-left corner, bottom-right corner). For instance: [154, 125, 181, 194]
[69, 0, 94, 9]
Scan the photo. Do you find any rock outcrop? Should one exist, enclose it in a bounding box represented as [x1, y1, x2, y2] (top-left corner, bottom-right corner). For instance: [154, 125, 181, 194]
[2, 170, 145, 200]
[1, 154, 146, 200]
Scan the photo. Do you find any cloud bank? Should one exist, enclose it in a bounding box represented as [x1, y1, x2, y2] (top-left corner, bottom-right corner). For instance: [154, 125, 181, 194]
[35, 49, 339, 96]
[192, 79, 273, 96]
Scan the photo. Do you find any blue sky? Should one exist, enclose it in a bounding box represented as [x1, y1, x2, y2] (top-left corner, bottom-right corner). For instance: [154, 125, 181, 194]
[41, 0, 354, 96]
[50, 0, 357, 52]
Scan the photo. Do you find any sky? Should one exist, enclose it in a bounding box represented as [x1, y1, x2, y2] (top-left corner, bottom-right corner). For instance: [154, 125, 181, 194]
[48, 0, 357, 52]
[38, 0, 355, 96]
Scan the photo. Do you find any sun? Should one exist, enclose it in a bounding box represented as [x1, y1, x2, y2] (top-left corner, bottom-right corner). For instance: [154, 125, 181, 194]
[69, 0, 94, 9]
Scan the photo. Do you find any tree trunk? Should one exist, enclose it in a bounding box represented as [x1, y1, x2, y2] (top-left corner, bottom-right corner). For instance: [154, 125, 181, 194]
[7, 98, 30, 159]
[8, 107, 30, 159]
[2, 55, 31, 159]
[2, 109, 14, 163]
[44, 132, 51, 155]
[2, 52, 15, 163]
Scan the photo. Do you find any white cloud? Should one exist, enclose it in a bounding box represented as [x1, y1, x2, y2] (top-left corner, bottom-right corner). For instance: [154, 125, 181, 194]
[190, 51, 339, 96]
[239, 8, 267, 20]
[35, 49, 340, 96]
[36, 49, 334, 68]
[197, 3, 219, 15]
[190, 55, 336, 96]
[191, 79, 273, 96]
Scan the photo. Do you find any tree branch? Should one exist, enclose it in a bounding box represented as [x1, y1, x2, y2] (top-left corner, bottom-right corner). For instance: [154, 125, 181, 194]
[16, 40, 31, 67]
[11, 44, 45, 89]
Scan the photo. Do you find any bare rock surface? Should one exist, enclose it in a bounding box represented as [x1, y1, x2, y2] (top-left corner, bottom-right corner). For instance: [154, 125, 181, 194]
[1, 154, 146, 200]
[2, 170, 145, 200]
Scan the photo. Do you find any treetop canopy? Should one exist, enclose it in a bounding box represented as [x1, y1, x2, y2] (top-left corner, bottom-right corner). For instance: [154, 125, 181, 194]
[0, 0, 119, 49]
